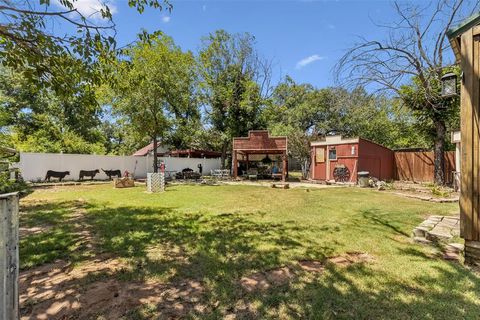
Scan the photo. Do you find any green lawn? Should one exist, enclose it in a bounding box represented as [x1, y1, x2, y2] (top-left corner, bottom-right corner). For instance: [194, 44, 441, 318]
[20, 184, 480, 319]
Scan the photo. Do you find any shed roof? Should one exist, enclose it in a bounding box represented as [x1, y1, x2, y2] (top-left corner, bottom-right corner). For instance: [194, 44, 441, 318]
[132, 142, 156, 156]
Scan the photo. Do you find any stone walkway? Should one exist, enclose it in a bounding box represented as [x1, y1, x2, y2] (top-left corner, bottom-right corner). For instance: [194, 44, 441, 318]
[413, 215, 460, 241]
[413, 215, 464, 261]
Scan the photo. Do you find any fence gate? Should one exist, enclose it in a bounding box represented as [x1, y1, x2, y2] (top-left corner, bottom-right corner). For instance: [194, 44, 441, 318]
[0, 192, 19, 320]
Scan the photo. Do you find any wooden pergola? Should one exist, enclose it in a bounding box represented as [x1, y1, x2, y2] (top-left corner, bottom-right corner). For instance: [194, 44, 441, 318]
[232, 130, 288, 181]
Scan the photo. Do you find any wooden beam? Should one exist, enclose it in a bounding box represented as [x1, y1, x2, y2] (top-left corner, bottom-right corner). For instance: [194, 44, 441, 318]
[474, 35, 480, 240]
[233, 151, 238, 179]
[460, 29, 474, 240]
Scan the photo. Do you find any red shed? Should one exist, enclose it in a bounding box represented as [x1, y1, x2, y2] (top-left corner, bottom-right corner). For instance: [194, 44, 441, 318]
[310, 136, 394, 182]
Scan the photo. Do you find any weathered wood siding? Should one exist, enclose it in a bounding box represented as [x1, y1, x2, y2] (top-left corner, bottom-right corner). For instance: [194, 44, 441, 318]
[460, 28, 480, 244]
[358, 139, 394, 180]
[393, 151, 456, 184]
[0, 192, 19, 320]
[233, 131, 287, 151]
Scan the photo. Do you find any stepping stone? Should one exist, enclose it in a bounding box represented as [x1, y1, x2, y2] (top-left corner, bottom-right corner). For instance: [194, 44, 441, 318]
[447, 243, 464, 253]
[414, 236, 432, 245]
[443, 251, 460, 261]
[413, 227, 429, 238]
[451, 228, 460, 237]
[427, 228, 453, 240]
[420, 221, 436, 228]
[441, 219, 459, 227]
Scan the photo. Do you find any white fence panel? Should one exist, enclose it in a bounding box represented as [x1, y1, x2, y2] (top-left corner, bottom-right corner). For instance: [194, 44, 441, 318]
[18, 152, 222, 182]
[18, 153, 148, 181]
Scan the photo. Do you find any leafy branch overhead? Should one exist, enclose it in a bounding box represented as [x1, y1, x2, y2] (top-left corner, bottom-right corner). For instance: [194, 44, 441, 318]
[0, 0, 171, 96]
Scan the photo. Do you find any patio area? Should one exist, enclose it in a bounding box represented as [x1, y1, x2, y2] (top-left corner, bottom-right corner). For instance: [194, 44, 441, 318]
[232, 130, 288, 181]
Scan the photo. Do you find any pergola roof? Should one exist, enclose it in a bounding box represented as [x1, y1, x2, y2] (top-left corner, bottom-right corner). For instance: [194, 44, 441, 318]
[233, 130, 287, 154]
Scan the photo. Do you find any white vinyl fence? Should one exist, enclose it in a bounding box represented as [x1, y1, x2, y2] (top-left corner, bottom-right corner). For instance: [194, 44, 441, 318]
[17, 152, 222, 182]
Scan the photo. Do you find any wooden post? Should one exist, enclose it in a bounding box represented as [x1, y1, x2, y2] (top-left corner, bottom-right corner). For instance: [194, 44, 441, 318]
[282, 152, 287, 182]
[459, 27, 480, 264]
[246, 154, 249, 171]
[233, 151, 238, 178]
[0, 192, 19, 320]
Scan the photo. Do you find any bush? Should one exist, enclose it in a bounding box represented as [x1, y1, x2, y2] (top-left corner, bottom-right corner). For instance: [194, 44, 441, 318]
[0, 171, 31, 197]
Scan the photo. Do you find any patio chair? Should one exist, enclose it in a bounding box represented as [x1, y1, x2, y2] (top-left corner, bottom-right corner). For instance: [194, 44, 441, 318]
[247, 168, 258, 180]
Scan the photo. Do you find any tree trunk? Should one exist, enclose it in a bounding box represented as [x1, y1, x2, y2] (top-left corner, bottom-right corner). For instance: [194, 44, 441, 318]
[433, 119, 446, 185]
[153, 137, 158, 173]
[301, 158, 310, 180]
[221, 144, 227, 170]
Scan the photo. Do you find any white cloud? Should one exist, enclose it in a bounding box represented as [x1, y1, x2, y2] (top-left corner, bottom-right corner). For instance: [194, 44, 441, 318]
[162, 16, 171, 23]
[54, 0, 117, 20]
[295, 54, 325, 69]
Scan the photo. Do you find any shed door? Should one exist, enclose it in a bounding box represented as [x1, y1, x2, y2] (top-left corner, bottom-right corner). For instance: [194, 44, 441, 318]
[314, 147, 327, 180]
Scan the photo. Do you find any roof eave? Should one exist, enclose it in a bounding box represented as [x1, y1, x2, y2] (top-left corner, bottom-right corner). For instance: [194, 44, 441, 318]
[447, 12, 480, 64]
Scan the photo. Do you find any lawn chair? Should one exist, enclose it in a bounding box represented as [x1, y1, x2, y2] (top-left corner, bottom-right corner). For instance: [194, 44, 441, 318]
[247, 168, 258, 180]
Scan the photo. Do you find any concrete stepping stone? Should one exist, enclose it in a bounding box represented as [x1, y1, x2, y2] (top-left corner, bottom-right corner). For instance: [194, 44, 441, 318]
[414, 236, 432, 245]
[443, 251, 460, 261]
[414, 215, 461, 243]
[447, 243, 464, 253]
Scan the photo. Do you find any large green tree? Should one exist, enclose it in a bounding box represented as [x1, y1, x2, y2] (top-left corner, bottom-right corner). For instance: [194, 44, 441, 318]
[0, 0, 171, 97]
[106, 34, 198, 172]
[0, 66, 106, 153]
[198, 30, 269, 168]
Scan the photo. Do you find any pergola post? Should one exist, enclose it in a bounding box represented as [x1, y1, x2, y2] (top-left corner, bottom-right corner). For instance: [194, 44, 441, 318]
[233, 150, 238, 179]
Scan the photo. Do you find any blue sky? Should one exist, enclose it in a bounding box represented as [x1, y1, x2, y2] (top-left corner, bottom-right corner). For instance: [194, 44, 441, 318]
[111, 0, 395, 88]
[53, 0, 464, 88]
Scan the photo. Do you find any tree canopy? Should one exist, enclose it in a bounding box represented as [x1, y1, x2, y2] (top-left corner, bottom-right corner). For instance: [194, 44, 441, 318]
[0, 0, 171, 96]
[198, 30, 271, 167]
[103, 33, 198, 171]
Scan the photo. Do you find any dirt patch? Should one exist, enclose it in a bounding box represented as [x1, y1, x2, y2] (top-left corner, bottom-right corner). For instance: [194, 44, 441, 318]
[240, 266, 295, 292]
[327, 252, 374, 266]
[20, 258, 207, 319]
[240, 252, 374, 293]
[298, 260, 325, 273]
[19, 226, 52, 237]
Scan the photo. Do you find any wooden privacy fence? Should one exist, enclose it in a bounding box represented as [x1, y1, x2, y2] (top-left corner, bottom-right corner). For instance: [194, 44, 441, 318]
[0, 192, 19, 320]
[394, 151, 456, 184]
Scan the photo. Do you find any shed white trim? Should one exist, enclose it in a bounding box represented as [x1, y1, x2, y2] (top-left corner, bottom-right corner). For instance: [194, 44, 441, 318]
[310, 135, 359, 147]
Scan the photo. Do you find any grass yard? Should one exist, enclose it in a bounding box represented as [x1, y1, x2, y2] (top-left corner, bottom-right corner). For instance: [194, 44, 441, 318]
[19, 184, 480, 319]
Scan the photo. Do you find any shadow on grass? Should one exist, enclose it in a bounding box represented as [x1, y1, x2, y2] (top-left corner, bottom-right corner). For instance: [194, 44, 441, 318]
[20, 200, 99, 269]
[19, 199, 480, 319]
[300, 256, 480, 319]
